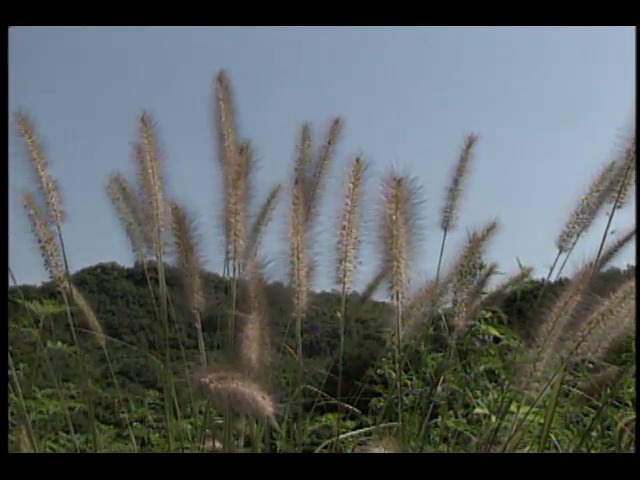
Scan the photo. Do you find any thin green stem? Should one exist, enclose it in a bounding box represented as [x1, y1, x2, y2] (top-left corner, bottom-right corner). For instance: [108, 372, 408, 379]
[295, 308, 304, 449]
[394, 292, 404, 445]
[435, 228, 449, 285]
[195, 311, 208, 367]
[554, 239, 578, 281]
[334, 285, 348, 452]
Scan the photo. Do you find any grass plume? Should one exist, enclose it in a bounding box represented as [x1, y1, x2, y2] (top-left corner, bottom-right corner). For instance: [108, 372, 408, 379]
[446, 222, 499, 335]
[14, 112, 66, 227]
[215, 70, 246, 272]
[22, 193, 65, 282]
[245, 184, 283, 266]
[570, 277, 635, 362]
[437, 133, 479, 283]
[135, 112, 169, 252]
[334, 155, 367, 449]
[197, 367, 278, 427]
[335, 156, 367, 292]
[9, 67, 635, 454]
[380, 173, 423, 307]
[237, 259, 273, 378]
[379, 171, 423, 444]
[59, 279, 106, 348]
[305, 117, 343, 225]
[453, 261, 499, 335]
[170, 201, 207, 366]
[556, 160, 619, 254]
[591, 227, 636, 273]
[288, 177, 310, 412]
[289, 178, 310, 324]
[520, 261, 597, 393]
[294, 123, 313, 198]
[608, 129, 636, 210]
[106, 173, 150, 263]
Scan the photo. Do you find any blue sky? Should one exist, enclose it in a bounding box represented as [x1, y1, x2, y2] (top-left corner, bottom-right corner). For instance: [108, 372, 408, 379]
[9, 26, 636, 293]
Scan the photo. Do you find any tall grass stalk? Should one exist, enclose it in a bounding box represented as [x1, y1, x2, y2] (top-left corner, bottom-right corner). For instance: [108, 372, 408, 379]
[333, 156, 366, 450]
[436, 134, 478, 284]
[380, 173, 422, 445]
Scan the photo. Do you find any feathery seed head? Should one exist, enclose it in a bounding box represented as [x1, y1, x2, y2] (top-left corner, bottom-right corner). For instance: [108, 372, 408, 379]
[451, 221, 499, 289]
[14, 112, 66, 227]
[245, 184, 283, 265]
[238, 311, 260, 368]
[441, 133, 479, 232]
[213, 71, 252, 270]
[556, 160, 619, 252]
[237, 258, 273, 376]
[380, 172, 423, 304]
[610, 130, 636, 209]
[197, 367, 278, 426]
[571, 277, 635, 362]
[519, 261, 599, 392]
[591, 227, 636, 274]
[463, 262, 498, 319]
[450, 260, 498, 335]
[23, 193, 65, 282]
[295, 123, 313, 189]
[170, 201, 206, 315]
[106, 172, 150, 262]
[336, 156, 367, 291]
[289, 178, 310, 319]
[404, 276, 450, 337]
[215, 69, 240, 173]
[134, 112, 169, 251]
[305, 117, 343, 224]
[60, 279, 106, 348]
[225, 140, 252, 265]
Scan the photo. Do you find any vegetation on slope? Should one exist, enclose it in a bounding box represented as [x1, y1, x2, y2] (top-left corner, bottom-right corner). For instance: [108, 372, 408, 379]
[8, 69, 636, 453]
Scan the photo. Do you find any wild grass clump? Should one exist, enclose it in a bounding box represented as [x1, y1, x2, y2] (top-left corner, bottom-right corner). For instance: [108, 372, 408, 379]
[9, 70, 635, 453]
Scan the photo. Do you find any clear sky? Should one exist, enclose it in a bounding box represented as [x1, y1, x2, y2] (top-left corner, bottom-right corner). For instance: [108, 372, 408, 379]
[9, 26, 636, 293]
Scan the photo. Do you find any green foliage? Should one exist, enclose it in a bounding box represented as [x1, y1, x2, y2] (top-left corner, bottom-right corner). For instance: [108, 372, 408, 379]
[8, 262, 636, 452]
